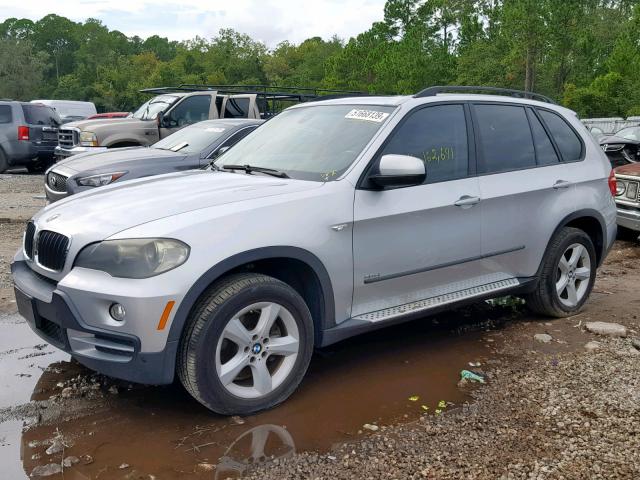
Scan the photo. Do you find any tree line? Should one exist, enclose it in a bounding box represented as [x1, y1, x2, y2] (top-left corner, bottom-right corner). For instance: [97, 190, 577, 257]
[1, 0, 640, 117]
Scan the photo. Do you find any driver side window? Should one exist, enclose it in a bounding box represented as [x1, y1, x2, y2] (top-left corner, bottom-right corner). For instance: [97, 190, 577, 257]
[381, 104, 470, 184]
[167, 96, 212, 127]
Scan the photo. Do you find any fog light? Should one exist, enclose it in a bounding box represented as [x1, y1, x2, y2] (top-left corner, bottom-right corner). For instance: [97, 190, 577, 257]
[109, 303, 126, 321]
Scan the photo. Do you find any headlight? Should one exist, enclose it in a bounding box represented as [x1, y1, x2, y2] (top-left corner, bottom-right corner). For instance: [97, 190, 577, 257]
[79, 131, 98, 147]
[74, 238, 190, 278]
[616, 180, 626, 196]
[77, 172, 126, 187]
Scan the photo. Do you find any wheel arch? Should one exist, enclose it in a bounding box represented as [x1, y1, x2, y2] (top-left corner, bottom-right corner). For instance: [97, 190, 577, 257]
[546, 209, 607, 269]
[167, 247, 336, 346]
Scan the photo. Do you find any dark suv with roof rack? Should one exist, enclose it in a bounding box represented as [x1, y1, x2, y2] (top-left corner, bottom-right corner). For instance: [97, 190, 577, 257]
[0, 101, 61, 173]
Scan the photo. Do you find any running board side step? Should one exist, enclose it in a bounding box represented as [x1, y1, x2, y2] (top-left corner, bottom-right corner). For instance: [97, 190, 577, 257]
[353, 278, 521, 323]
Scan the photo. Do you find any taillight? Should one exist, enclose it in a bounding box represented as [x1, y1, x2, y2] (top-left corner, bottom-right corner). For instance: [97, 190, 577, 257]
[608, 169, 617, 196]
[17, 126, 29, 141]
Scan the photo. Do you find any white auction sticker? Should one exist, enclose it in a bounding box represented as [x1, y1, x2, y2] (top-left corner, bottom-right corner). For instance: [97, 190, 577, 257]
[345, 109, 390, 123]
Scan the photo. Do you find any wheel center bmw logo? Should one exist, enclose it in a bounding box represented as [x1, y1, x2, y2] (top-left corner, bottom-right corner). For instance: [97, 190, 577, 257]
[252, 343, 262, 354]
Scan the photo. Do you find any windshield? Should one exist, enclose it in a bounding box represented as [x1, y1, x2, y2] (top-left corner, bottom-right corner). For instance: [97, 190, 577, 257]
[615, 127, 640, 141]
[153, 122, 231, 154]
[215, 105, 394, 181]
[132, 95, 177, 121]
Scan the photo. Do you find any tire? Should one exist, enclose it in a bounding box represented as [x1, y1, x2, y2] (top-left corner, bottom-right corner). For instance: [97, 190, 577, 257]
[0, 149, 7, 173]
[617, 226, 639, 242]
[27, 162, 44, 173]
[525, 227, 597, 317]
[178, 273, 314, 415]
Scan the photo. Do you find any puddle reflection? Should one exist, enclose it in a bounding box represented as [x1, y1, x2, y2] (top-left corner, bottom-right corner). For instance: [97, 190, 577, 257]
[215, 424, 295, 479]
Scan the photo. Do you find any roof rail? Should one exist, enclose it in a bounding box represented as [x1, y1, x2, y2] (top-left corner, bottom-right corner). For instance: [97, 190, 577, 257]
[139, 84, 364, 100]
[414, 85, 556, 104]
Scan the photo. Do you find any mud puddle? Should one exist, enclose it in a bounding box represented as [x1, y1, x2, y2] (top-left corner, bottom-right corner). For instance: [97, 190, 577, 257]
[2, 305, 514, 479]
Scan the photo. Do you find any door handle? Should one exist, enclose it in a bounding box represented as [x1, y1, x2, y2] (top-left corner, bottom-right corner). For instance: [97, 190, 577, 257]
[553, 180, 572, 189]
[454, 195, 481, 207]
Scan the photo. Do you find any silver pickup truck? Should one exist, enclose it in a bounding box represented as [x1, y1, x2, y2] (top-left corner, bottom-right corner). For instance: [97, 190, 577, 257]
[55, 90, 260, 158]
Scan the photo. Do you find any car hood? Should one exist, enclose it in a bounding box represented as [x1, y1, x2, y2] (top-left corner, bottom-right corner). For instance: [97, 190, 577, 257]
[34, 170, 322, 239]
[64, 117, 145, 132]
[599, 135, 640, 145]
[615, 163, 640, 177]
[54, 147, 184, 173]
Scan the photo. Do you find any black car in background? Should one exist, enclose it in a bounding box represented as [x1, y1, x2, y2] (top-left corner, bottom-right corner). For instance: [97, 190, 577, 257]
[44, 118, 262, 202]
[600, 126, 640, 168]
[0, 101, 61, 173]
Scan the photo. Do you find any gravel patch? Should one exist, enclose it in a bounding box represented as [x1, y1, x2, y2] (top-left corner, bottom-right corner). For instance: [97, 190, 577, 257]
[0, 173, 46, 222]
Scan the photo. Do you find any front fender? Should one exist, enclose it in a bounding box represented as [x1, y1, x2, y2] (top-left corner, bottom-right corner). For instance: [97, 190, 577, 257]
[166, 246, 336, 343]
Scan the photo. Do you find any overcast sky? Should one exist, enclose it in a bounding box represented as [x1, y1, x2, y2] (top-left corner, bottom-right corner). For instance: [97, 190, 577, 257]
[0, 0, 386, 47]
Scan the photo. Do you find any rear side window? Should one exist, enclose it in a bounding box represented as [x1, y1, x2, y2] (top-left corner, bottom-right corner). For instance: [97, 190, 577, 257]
[21, 104, 60, 126]
[0, 105, 11, 124]
[224, 98, 251, 118]
[527, 109, 559, 165]
[538, 110, 583, 162]
[474, 104, 535, 174]
[381, 104, 469, 183]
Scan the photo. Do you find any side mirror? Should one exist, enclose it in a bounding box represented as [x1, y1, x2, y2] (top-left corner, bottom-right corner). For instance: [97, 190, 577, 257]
[157, 111, 165, 128]
[369, 154, 426, 189]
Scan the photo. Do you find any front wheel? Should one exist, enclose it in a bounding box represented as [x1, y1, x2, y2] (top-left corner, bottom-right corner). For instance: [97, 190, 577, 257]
[525, 227, 597, 317]
[178, 273, 314, 415]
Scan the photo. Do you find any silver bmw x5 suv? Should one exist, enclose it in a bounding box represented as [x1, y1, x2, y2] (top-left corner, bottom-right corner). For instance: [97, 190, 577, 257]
[12, 86, 617, 415]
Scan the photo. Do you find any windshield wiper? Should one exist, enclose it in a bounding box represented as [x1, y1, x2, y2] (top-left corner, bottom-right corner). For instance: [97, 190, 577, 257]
[222, 164, 289, 178]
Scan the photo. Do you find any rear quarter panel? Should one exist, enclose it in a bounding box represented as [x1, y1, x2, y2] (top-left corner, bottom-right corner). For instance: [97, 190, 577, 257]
[563, 114, 618, 230]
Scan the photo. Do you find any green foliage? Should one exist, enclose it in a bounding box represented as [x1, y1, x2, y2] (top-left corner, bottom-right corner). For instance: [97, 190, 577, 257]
[0, 38, 48, 100]
[1, 1, 640, 116]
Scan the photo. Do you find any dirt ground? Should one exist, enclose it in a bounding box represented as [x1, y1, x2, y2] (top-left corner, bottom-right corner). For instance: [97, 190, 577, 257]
[0, 173, 639, 479]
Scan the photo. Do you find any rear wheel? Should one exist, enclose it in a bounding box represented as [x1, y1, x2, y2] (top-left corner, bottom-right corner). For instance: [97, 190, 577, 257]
[525, 227, 597, 317]
[26, 162, 45, 173]
[178, 273, 314, 415]
[0, 149, 8, 173]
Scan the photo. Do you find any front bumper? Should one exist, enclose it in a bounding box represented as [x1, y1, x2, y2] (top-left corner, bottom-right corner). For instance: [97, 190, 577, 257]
[55, 145, 107, 159]
[11, 258, 178, 385]
[616, 203, 640, 232]
[44, 182, 69, 203]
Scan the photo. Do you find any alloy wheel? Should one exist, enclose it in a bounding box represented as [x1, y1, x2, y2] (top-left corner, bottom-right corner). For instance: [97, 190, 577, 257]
[556, 243, 591, 308]
[215, 302, 300, 399]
